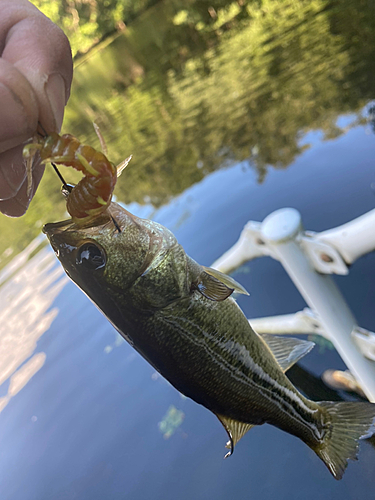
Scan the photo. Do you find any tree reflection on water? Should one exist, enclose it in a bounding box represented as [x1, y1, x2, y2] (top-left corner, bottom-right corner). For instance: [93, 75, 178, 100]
[65, 0, 375, 206]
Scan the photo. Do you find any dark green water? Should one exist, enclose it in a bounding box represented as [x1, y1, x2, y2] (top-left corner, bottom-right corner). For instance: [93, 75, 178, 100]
[0, 0, 375, 498]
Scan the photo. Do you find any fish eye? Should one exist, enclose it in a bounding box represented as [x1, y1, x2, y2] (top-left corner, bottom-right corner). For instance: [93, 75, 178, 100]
[76, 242, 106, 270]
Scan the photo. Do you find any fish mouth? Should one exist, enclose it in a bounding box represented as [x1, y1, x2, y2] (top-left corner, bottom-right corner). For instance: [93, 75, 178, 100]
[42, 219, 75, 254]
[42, 221, 73, 259]
[42, 211, 116, 256]
[43, 213, 109, 239]
[43, 203, 134, 242]
[43, 219, 74, 237]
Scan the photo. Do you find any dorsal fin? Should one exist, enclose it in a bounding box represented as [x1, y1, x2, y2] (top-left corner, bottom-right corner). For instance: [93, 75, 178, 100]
[216, 414, 255, 458]
[259, 333, 315, 372]
[202, 266, 249, 296]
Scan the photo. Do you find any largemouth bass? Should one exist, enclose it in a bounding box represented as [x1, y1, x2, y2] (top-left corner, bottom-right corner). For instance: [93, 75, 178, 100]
[43, 202, 375, 479]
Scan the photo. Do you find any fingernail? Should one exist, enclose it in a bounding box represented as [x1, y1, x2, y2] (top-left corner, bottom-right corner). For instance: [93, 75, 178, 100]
[45, 74, 66, 132]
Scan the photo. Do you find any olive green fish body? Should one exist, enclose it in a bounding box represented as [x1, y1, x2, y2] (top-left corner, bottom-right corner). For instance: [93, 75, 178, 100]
[44, 202, 375, 479]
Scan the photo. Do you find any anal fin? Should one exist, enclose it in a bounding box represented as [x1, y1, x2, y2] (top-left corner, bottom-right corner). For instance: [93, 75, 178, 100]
[216, 414, 255, 458]
[259, 333, 314, 373]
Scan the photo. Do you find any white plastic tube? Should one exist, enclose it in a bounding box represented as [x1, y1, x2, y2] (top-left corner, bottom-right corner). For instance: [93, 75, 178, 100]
[261, 208, 375, 402]
[317, 209, 375, 264]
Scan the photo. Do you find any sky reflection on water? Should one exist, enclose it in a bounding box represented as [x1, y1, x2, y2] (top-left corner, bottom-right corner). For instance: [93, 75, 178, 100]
[0, 245, 68, 414]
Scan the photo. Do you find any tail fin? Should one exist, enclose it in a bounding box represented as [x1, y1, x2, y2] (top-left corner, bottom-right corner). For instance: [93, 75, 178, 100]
[315, 402, 375, 480]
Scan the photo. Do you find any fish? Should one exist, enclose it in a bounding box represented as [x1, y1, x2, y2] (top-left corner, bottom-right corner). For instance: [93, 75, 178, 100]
[43, 201, 375, 480]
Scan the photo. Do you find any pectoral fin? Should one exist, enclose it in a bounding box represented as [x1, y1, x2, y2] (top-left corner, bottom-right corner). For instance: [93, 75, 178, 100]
[196, 271, 234, 301]
[259, 333, 315, 372]
[216, 414, 255, 458]
[195, 267, 249, 302]
[203, 266, 249, 296]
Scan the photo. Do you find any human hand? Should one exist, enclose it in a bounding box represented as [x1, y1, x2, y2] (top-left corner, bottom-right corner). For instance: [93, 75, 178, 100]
[0, 0, 73, 216]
